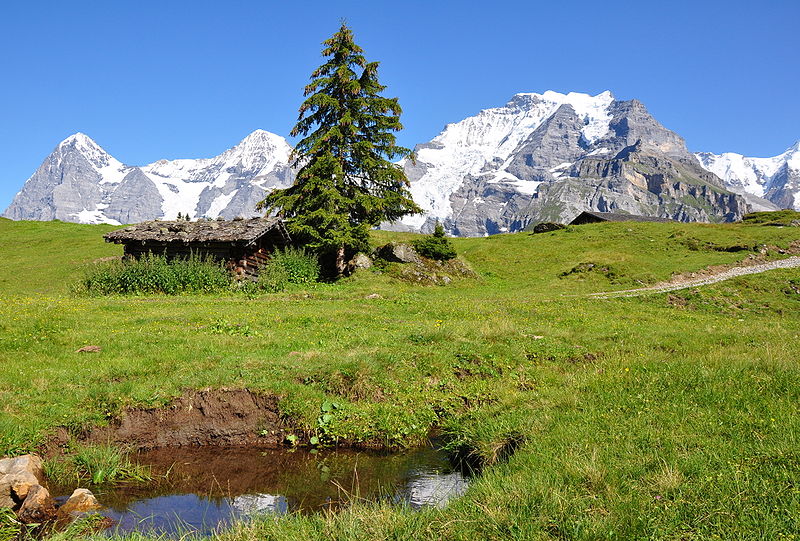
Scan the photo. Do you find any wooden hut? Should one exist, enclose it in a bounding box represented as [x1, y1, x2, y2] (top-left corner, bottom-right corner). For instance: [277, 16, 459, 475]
[104, 217, 291, 279]
[569, 211, 673, 226]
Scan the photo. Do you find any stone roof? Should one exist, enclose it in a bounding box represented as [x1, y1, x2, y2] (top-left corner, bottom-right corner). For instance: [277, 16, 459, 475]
[570, 211, 673, 224]
[104, 217, 290, 245]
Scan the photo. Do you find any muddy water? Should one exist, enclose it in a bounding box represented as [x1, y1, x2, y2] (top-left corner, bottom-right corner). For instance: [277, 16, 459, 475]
[73, 445, 469, 538]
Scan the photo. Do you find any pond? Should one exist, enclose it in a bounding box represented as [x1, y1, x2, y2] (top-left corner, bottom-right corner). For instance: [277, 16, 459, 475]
[54, 444, 470, 538]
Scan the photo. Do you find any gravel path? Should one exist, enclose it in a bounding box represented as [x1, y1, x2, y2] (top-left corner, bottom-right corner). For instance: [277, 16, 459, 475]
[587, 256, 800, 298]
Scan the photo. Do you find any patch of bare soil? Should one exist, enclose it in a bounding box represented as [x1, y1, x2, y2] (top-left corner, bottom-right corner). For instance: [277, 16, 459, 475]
[83, 388, 286, 450]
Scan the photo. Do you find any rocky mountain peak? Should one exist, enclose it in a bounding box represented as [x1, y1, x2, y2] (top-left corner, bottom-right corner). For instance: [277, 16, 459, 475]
[56, 133, 119, 170]
[216, 130, 293, 173]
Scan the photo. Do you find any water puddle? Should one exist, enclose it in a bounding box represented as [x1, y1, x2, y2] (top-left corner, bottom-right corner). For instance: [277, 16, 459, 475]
[56, 445, 469, 538]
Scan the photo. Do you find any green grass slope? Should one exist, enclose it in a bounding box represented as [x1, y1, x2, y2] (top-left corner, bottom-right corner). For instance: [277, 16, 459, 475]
[1, 218, 799, 539]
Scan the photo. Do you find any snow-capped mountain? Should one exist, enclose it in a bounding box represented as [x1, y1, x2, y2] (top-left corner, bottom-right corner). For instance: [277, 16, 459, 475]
[4, 91, 763, 236]
[696, 142, 800, 210]
[397, 91, 747, 235]
[3, 130, 293, 224]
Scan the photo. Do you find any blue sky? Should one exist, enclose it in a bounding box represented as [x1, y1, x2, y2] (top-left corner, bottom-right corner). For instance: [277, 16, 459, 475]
[1, 0, 798, 211]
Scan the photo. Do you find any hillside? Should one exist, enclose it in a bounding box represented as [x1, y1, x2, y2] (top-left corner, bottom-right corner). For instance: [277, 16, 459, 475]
[0, 219, 799, 539]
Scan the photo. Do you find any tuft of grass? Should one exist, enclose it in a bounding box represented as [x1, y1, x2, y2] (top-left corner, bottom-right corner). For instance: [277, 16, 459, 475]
[0, 509, 21, 541]
[45, 444, 151, 486]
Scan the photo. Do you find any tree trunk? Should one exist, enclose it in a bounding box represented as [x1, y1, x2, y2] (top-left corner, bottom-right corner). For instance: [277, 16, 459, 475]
[335, 245, 346, 277]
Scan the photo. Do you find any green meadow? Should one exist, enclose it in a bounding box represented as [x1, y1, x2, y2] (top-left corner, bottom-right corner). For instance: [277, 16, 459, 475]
[1, 216, 799, 539]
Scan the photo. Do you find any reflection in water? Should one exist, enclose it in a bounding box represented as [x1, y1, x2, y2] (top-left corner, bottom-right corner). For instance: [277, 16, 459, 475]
[403, 472, 469, 509]
[230, 493, 288, 515]
[65, 445, 469, 538]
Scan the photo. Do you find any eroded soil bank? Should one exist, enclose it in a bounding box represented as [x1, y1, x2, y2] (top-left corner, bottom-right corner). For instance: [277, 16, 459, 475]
[81, 388, 286, 450]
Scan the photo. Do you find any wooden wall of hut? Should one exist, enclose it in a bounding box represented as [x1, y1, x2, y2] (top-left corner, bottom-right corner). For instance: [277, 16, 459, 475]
[122, 239, 279, 280]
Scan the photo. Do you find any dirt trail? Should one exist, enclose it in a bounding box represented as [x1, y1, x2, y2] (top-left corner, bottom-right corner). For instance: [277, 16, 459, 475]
[587, 256, 800, 299]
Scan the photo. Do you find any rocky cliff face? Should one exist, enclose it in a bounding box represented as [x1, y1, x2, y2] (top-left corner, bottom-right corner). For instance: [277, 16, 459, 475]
[3, 131, 293, 224]
[524, 141, 746, 225]
[395, 91, 749, 236]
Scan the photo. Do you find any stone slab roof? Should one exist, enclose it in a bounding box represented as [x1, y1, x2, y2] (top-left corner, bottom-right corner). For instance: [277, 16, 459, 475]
[104, 217, 290, 245]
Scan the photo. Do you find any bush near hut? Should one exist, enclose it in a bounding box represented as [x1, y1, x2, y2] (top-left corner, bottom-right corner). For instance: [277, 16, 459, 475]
[80, 253, 232, 296]
[255, 247, 321, 292]
[267, 247, 321, 284]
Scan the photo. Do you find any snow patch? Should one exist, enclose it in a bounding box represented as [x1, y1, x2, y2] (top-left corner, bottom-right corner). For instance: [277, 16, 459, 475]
[70, 208, 120, 225]
[206, 189, 239, 217]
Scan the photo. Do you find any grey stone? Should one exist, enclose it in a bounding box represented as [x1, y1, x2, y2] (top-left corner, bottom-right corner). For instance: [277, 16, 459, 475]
[396, 94, 748, 237]
[531, 222, 566, 234]
[377, 243, 421, 264]
[348, 253, 373, 271]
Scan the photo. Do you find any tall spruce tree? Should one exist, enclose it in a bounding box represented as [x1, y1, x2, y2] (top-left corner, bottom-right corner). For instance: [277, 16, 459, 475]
[257, 23, 420, 275]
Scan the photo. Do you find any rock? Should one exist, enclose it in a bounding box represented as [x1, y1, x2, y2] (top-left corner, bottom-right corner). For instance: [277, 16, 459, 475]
[532, 222, 566, 234]
[0, 455, 44, 508]
[790, 220, 800, 227]
[377, 243, 421, 264]
[365, 293, 382, 299]
[2, 472, 39, 505]
[17, 485, 56, 524]
[57, 489, 101, 521]
[0, 455, 43, 480]
[76, 345, 101, 353]
[348, 252, 373, 272]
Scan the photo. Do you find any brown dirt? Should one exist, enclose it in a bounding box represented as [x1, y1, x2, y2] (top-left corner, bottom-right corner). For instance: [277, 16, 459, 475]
[83, 388, 287, 450]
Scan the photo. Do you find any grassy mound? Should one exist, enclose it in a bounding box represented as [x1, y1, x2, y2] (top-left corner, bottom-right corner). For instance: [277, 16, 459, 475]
[741, 209, 800, 225]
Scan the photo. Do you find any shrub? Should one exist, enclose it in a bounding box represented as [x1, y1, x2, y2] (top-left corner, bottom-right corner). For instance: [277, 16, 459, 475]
[413, 221, 457, 261]
[262, 247, 320, 286]
[80, 253, 232, 295]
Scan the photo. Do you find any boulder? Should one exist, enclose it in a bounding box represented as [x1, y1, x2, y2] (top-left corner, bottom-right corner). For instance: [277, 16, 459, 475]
[17, 485, 56, 524]
[0, 455, 44, 508]
[377, 243, 421, 264]
[0, 455, 43, 480]
[348, 252, 373, 272]
[57, 488, 101, 522]
[532, 222, 566, 234]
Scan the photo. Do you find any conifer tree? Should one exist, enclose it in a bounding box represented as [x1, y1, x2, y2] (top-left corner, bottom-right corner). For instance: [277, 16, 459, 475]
[257, 22, 421, 275]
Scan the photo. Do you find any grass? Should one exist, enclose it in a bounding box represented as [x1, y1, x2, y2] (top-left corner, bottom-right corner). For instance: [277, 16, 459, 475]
[44, 444, 152, 486]
[0, 217, 799, 538]
[741, 209, 800, 226]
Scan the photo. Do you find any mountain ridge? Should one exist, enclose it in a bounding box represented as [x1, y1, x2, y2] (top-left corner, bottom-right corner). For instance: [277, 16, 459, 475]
[4, 91, 795, 235]
[3, 130, 293, 225]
